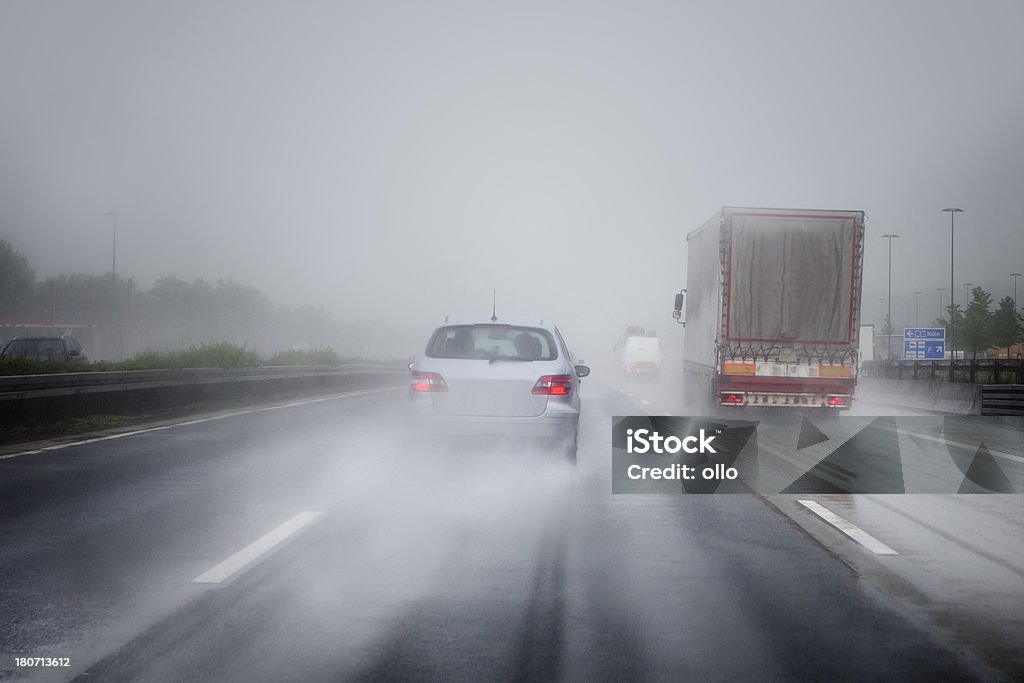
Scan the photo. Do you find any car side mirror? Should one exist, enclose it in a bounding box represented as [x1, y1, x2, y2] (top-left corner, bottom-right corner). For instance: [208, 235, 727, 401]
[575, 364, 590, 378]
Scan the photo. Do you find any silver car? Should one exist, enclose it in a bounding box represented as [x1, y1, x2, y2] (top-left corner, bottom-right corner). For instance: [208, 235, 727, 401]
[407, 315, 590, 462]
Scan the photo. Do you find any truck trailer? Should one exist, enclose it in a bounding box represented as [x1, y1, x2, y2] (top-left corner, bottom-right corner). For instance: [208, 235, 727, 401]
[672, 207, 865, 410]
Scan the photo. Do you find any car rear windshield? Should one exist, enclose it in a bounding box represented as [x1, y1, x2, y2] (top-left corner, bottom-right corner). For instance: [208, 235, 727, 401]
[2, 339, 65, 361]
[426, 325, 558, 361]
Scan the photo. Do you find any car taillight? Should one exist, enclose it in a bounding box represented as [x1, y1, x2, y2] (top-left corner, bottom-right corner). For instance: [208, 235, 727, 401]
[826, 395, 850, 408]
[532, 375, 573, 396]
[410, 371, 447, 392]
[720, 392, 744, 406]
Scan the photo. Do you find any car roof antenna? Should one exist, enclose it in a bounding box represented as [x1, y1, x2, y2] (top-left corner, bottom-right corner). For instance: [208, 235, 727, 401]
[490, 289, 498, 322]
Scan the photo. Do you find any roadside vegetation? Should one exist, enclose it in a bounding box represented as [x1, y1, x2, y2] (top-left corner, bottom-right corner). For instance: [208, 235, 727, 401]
[0, 239, 413, 364]
[266, 347, 342, 366]
[937, 286, 1024, 359]
[90, 342, 264, 371]
[0, 342, 375, 376]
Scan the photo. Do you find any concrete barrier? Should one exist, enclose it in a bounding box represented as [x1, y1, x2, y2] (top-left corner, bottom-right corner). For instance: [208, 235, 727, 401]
[857, 377, 982, 415]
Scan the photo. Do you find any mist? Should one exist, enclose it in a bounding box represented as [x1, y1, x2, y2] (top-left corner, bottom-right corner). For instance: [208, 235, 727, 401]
[2, 1, 1023, 361]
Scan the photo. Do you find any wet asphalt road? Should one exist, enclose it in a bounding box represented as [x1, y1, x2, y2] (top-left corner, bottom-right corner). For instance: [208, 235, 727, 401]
[0, 380, 1013, 681]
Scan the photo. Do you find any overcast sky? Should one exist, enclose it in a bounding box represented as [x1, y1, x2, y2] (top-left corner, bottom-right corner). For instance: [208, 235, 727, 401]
[2, 1, 1022, 353]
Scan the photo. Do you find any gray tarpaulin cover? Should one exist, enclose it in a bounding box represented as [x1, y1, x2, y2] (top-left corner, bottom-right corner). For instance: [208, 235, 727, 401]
[727, 213, 855, 344]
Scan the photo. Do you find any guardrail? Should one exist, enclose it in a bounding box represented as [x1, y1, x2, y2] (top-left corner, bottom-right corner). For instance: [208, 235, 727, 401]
[0, 364, 408, 429]
[0, 365, 402, 397]
[868, 359, 1024, 384]
[981, 385, 1024, 416]
[856, 377, 982, 415]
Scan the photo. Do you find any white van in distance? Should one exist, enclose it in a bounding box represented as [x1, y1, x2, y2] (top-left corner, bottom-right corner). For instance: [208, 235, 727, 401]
[615, 328, 661, 376]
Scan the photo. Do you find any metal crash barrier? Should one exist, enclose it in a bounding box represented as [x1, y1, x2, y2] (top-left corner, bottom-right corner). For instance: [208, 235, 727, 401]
[0, 365, 407, 428]
[981, 384, 1024, 416]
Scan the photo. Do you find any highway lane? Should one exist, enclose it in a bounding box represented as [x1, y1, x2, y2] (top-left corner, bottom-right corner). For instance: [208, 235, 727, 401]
[0, 376, 1013, 681]
[614, 368, 1023, 679]
[0, 388, 404, 680]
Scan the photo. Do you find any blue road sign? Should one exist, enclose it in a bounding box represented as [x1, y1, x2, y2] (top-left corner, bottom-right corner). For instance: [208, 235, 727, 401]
[903, 339, 945, 360]
[903, 328, 945, 360]
[904, 327, 945, 340]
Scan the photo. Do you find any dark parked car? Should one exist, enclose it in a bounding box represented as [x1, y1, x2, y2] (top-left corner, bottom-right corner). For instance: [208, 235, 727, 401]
[0, 336, 88, 364]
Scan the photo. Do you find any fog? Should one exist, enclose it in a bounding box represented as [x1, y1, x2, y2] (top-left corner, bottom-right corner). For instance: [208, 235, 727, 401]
[2, 1, 1023, 360]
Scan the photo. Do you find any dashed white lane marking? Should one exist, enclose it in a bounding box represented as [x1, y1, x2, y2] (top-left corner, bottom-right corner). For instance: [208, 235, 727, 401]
[192, 511, 323, 584]
[899, 430, 1024, 465]
[798, 500, 898, 555]
[0, 387, 400, 460]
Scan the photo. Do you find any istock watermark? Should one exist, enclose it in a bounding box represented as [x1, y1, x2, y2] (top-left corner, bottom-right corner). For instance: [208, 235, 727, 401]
[612, 415, 1023, 495]
[625, 428, 718, 455]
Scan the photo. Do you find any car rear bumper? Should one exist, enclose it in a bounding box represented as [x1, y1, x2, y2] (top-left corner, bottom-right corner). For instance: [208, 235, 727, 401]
[405, 402, 579, 444]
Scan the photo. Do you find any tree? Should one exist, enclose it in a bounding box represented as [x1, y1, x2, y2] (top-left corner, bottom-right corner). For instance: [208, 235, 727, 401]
[959, 286, 993, 360]
[881, 314, 894, 336]
[939, 304, 964, 355]
[0, 240, 36, 316]
[990, 295, 1023, 359]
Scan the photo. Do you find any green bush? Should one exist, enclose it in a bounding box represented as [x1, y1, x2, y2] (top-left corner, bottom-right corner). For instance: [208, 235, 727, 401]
[267, 347, 342, 366]
[0, 357, 81, 375]
[0, 343, 390, 375]
[120, 343, 263, 370]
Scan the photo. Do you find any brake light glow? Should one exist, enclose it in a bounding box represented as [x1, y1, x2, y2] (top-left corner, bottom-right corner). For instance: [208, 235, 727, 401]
[532, 375, 573, 396]
[720, 392, 744, 406]
[410, 371, 447, 392]
[826, 395, 850, 408]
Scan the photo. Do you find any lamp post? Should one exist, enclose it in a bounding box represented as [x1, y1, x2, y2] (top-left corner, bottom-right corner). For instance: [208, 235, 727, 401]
[913, 291, 921, 326]
[1012, 273, 1022, 311]
[942, 208, 963, 358]
[962, 282, 974, 305]
[104, 211, 117, 277]
[936, 287, 946, 323]
[881, 234, 900, 361]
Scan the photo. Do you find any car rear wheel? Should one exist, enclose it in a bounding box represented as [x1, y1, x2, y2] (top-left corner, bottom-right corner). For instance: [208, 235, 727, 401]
[561, 432, 578, 465]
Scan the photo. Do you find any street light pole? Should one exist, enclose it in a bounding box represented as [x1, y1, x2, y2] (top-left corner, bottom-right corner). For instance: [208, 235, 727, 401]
[942, 208, 963, 358]
[913, 291, 921, 326]
[104, 211, 117, 277]
[936, 287, 946, 323]
[1012, 273, 1022, 311]
[963, 282, 974, 306]
[881, 234, 900, 360]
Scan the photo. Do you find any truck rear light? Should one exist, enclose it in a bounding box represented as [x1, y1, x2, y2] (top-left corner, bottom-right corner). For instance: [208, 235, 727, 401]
[720, 392, 744, 406]
[826, 395, 850, 408]
[410, 371, 447, 392]
[533, 375, 573, 396]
